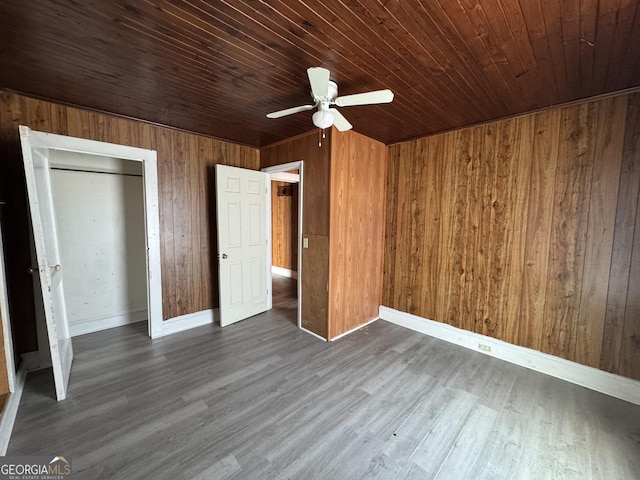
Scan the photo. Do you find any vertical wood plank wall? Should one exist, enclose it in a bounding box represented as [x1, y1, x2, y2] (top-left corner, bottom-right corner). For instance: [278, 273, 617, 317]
[329, 131, 387, 338]
[0, 91, 259, 354]
[271, 181, 298, 272]
[383, 91, 640, 380]
[261, 131, 331, 338]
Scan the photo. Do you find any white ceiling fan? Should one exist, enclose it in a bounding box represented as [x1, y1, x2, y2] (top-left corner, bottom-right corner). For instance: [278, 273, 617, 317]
[266, 67, 394, 131]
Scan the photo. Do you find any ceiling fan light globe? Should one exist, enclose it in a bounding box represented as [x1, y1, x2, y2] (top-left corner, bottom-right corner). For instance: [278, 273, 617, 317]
[312, 110, 334, 129]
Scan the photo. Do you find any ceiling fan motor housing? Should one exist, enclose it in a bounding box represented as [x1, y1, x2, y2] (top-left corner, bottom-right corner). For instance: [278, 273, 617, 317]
[327, 80, 338, 101]
[312, 80, 338, 103]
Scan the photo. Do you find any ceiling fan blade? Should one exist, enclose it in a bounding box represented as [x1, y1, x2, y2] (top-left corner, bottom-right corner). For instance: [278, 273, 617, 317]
[307, 67, 330, 99]
[266, 104, 315, 119]
[330, 108, 352, 131]
[335, 89, 394, 107]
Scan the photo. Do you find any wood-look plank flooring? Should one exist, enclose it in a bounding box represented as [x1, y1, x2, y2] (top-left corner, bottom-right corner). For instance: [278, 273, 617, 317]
[8, 280, 640, 479]
[271, 273, 297, 324]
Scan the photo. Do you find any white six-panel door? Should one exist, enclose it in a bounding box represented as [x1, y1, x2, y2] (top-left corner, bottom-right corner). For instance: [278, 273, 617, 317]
[216, 165, 269, 327]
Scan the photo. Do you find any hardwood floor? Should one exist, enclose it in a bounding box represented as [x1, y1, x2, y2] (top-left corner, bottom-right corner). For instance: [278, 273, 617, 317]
[8, 283, 640, 479]
[271, 273, 297, 324]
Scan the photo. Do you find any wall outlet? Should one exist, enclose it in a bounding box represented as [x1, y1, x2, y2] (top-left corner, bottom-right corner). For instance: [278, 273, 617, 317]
[478, 343, 491, 352]
[303, 237, 309, 249]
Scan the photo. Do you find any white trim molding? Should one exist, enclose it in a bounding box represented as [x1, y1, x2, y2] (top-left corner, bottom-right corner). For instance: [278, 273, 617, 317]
[262, 160, 304, 332]
[0, 221, 16, 393]
[270, 171, 300, 183]
[70, 310, 147, 337]
[330, 316, 379, 342]
[379, 306, 640, 406]
[300, 326, 328, 342]
[271, 266, 298, 280]
[18, 126, 163, 341]
[159, 309, 215, 337]
[0, 365, 27, 454]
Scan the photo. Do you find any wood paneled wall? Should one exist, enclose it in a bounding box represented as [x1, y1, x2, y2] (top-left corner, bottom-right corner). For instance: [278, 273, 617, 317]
[329, 131, 387, 338]
[261, 131, 331, 338]
[261, 131, 331, 235]
[301, 233, 329, 339]
[0, 91, 259, 353]
[271, 181, 298, 272]
[262, 129, 387, 340]
[384, 91, 640, 380]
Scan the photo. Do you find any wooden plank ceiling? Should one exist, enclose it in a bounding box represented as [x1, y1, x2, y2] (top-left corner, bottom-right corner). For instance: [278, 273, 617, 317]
[1, 0, 639, 147]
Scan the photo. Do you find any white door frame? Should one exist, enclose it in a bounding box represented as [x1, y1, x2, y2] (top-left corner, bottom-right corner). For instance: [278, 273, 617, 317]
[19, 127, 163, 339]
[261, 161, 303, 330]
[0, 219, 16, 393]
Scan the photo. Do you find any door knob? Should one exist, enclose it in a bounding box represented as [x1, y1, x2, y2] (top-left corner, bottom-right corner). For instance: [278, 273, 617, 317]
[51, 264, 61, 272]
[221, 253, 228, 259]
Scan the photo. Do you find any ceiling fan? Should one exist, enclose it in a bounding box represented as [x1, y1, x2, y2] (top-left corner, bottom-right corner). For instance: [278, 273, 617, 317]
[266, 67, 394, 131]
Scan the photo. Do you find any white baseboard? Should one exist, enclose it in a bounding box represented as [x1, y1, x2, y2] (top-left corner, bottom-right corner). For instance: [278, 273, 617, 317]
[28, 309, 214, 348]
[271, 266, 298, 279]
[300, 326, 328, 342]
[0, 364, 27, 454]
[379, 306, 640, 406]
[70, 310, 147, 337]
[160, 309, 215, 337]
[330, 316, 379, 342]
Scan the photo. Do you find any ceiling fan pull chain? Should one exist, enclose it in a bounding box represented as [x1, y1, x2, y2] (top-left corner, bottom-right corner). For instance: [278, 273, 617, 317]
[318, 127, 328, 147]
